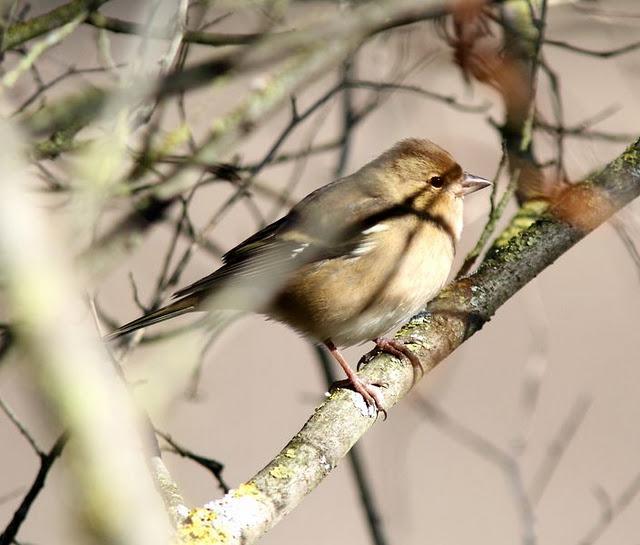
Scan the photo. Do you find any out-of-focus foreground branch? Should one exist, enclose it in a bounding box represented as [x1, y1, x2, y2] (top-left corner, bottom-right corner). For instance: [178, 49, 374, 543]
[0, 118, 172, 545]
[177, 140, 640, 544]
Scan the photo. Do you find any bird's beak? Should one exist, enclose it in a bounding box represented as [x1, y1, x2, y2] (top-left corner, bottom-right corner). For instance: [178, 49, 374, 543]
[459, 172, 492, 196]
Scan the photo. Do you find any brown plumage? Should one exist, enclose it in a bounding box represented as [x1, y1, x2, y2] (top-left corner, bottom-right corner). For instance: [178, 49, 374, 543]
[106, 138, 490, 412]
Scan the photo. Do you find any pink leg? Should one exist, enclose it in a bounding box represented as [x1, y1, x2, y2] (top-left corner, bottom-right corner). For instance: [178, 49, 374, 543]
[374, 337, 424, 384]
[324, 340, 386, 416]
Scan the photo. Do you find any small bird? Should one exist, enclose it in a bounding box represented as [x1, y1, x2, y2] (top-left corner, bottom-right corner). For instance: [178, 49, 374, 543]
[107, 138, 490, 411]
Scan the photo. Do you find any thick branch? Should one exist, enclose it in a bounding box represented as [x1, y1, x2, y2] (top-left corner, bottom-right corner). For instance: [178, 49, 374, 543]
[2, 0, 110, 52]
[179, 140, 640, 544]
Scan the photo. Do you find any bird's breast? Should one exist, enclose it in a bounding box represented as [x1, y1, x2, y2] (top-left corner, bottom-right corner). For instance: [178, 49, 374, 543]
[270, 218, 455, 347]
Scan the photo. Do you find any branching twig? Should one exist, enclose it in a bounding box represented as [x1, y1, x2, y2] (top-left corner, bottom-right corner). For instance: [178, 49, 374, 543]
[529, 395, 591, 505]
[158, 431, 229, 493]
[577, 472, 640, 545]
[0, 433, 68, 545]
[0, 398, 43, 456]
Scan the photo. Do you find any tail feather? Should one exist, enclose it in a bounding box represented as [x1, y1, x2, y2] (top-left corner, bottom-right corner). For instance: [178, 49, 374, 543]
[104, 297, 198, 341]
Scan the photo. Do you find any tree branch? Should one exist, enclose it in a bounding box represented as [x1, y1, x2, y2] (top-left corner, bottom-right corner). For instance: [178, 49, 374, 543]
[2, 0, 110, 52]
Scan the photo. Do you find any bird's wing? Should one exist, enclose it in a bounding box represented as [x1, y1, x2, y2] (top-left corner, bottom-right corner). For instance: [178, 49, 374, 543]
[171, 222, 304, 299]
[172, 180, 387, 300]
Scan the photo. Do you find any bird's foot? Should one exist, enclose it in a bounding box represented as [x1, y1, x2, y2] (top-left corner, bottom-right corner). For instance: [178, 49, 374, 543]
[374, 337, 424, 384]
[324, 339, 388, 417]
[331, 376, 388, 418]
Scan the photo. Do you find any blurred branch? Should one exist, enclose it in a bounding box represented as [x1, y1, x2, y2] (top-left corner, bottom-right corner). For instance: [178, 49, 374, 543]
[22, 0, 498, 138]
[85, 11, 280, 47]
[13, 63, 127, 117]
[22, 86, 107, 136]
[578, 471, 640, 545]
[529, 395, 591, 505]
[536, 120, 635, 144]
[0, 119, 172, 545]
[545, 37, 640, 58]
[178, 138, 640, 544]
[2, 13, 84, 88]
[334, 56, 357, 178]
[345, 79, 489, 113]
[500, 0, 548, 202]
[2, 0, 111, 52]
[412, 396, 535, 545]
[610, 217, 640, 282]
[0, 324, 13, 363]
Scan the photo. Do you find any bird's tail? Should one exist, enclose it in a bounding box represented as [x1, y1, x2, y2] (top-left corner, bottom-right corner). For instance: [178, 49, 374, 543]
[104, 296, 198, 341]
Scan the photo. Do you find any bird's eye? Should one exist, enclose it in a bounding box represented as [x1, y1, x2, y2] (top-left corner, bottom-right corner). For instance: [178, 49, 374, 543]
[429, 176, 444, 188]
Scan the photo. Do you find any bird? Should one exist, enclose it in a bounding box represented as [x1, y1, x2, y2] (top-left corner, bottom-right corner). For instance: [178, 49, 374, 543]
[106, 138, 490, 412]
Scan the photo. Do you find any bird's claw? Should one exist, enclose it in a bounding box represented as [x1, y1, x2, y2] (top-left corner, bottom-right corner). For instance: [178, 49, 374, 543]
[374, 337, 424, 384]
[331, 377, 388, 419]
[356, 350, 376, 371]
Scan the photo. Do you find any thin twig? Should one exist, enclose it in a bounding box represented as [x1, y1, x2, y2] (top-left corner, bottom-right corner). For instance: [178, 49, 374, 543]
[528, 395, 591, 505]
[158, 431, 229, 493]
[577, 472, 640, 545]
[0, 398, 43, 456]
[345, 79, 489, 113]
[0, 433, 68, 545]
[412, 396, 536, 545]
[545, 38, 640, 58]
[610, 217, 640, 283]
[457, 153, 512, 277]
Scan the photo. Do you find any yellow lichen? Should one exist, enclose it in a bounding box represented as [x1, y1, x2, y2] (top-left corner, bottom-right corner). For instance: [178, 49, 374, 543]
[233, 482, 260, 498]
[494, 199, 548, 247]
[284, 448, 296, 458]
[177, 508, 227, 545]
[269, 465, 293, 479]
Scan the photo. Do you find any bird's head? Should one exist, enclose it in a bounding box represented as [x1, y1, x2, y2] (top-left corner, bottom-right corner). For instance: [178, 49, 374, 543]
[366, 138, 491, 240]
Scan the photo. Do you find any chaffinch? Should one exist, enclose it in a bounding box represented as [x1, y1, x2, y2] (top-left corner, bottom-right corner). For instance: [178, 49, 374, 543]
[107, 138, 490, 412]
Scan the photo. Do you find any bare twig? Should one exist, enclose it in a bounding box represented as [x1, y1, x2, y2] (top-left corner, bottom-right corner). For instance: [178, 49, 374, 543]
[345, 79, 489, 113]
[545, 38, 640, 58]
[158, 431, 229, 493]
[0, 398, 43, 456]
[610, 217, 640, 282]
[457, 151, 511, 277]
[529, 396, 591, 505]
[577, 472, 640, 545]
[412, 396, 536, 545]
[0, 433, 68, 545]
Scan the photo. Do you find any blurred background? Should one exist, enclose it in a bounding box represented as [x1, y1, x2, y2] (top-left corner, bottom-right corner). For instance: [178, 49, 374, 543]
[1, 1, 640, 544]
